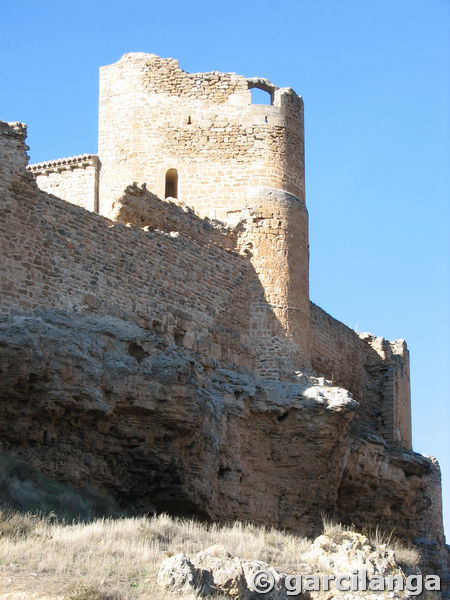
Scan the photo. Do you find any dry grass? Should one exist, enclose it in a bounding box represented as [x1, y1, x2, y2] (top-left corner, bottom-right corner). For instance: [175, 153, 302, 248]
[0, 511, 423, 599]
[0, 453, 120, 522]
[0, 508, 44, 540]
[64, 582, 118, 600]
[385, 539, 422, 571]
[321, 515, 354, 543]
[363, 524, 421, 569]
[0, 511, 311, 599]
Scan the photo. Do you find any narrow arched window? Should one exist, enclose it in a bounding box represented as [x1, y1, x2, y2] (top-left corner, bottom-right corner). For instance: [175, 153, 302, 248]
[165, 169, 178, 199]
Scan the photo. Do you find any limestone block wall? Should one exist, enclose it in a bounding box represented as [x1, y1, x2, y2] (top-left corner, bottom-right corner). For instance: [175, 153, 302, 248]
[109, 182, 238, 249]
[310, 303, 412, 449]
[97, 53, 305, 223]
[310, 302, 366, 402]
[27, 154, 99, 212]
[0, 121, 29, 182]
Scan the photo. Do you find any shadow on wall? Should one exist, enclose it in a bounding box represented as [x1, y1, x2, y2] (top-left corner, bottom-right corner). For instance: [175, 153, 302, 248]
[0, 453, 121, 521]
[109, 182, 305, 380]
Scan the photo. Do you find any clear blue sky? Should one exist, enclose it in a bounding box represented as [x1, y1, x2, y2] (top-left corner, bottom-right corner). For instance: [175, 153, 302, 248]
[2, 0, 449, 534]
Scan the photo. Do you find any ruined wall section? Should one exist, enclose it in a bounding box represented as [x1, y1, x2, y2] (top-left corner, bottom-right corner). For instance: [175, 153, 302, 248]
[98, 53, 305, 223]
[109, 182, 237, 250]
[0, 121, 29, 183]
[310, 303, 367, 401]
[0, 122, 257, 371]
[92, 183, 312, 377]
[27, 154, 99, 212]
[362, 334, 411, 448]
[310, 303, 411, 449]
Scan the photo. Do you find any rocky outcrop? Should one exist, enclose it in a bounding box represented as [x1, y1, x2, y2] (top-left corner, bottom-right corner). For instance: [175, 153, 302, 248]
[337, 438, 448, 583]
[158, 546, 259, 599]
[158, 532, 428, 599]
[0, 310, 446, 584]
[158, 545, 295, 599]
[0, 310, 355, 531]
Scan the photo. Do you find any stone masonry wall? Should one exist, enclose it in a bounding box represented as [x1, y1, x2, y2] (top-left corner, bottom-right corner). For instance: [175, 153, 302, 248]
[310, 302, 366, 403]
[361, 334, 411, 448]
[108, 183, 311, 374]
[96, 53, 310, 367]
[0, 121, 259, 371]
[97, 53, 305, 223]
[27, 155, 99, 212]
[310, 303, 412, 449]
[236, 188, 311, 370]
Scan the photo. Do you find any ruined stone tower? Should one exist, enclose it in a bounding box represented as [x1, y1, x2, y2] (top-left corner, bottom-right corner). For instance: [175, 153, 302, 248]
[97, 54, 305, 221]
[97, 53, 311, 366]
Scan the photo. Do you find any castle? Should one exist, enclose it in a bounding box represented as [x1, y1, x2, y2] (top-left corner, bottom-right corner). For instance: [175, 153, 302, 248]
[26, 52, 411, 449]
[1, 54, 447, 581]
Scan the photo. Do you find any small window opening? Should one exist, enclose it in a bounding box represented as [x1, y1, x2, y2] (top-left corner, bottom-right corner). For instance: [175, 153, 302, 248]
[165, 168, 178, 199]
[187, 116, 192, 125]
[174, 328, 185, 346]
[250, 87, 272, 105]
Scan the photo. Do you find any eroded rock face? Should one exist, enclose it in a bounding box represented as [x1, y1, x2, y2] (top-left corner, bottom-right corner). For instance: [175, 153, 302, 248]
[0, 311, 355, 533]
[0, 311, 447, 584]
[337, 439, 449, 583]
